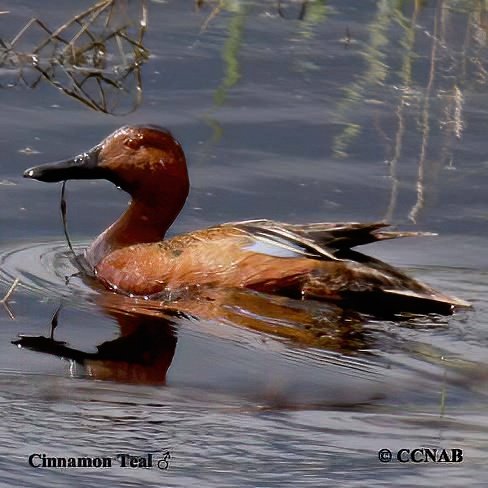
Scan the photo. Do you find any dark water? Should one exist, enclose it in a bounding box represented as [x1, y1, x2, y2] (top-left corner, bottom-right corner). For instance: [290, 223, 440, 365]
[0, 0, 487, 486]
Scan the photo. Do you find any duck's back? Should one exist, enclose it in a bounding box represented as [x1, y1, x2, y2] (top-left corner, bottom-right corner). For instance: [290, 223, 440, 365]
[94, 220, 470, 315]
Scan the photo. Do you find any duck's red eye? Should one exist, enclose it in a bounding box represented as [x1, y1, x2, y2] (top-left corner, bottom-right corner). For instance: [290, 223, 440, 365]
[122, 128, 178, 152]
[123, 136, 144, 150]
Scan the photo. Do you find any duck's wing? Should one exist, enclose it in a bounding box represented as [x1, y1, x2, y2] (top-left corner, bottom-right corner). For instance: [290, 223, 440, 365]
[287, 221, 436, 249]
[228, 219, 435, 259]
[227, 219, 340, 261]
[217, 220, 470, 313]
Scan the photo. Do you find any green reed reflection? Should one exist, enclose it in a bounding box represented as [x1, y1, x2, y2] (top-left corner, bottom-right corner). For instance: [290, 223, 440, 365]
[214, 5, 247, 106]
[333, 0, 392, 158]
[328, 0, 488, 221]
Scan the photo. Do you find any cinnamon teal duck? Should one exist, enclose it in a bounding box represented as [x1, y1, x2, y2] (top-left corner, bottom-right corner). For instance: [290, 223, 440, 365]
[24, 125, 470, 315]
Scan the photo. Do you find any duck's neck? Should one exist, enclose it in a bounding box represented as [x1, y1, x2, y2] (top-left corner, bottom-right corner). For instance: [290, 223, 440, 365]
[85, 195, 185, 268]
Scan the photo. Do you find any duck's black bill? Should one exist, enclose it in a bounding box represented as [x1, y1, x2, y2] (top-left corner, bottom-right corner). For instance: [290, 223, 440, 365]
[23, 145, 104, 183]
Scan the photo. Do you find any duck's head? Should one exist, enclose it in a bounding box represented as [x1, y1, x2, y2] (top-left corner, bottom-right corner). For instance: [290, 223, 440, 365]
[24, 125, 189, 204]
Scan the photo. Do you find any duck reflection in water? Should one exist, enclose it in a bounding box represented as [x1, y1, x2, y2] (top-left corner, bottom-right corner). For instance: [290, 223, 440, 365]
[23, 125, 470, 316]
[13, 303, 178, 385]
[13, 286, 374, 385]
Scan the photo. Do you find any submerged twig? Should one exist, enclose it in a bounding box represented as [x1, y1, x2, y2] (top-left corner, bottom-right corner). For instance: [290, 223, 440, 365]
[1, 278, 20, 320]
[0, 278, 19, 304]
[2, 303, 14, 320]
[50, 305, 62, 340]
[60, 181, 86, 273]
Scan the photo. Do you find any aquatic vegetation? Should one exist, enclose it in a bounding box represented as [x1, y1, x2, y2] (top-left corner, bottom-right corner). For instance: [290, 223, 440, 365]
[0, 0, 148, 114]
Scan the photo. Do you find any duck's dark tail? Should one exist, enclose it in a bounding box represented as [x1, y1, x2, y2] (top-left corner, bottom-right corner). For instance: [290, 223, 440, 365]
[301, 258, 471, 316]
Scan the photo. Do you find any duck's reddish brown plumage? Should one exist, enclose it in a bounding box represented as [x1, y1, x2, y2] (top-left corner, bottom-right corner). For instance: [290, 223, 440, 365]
[24, 125, 470, 315]
[95, 227, 319, 296]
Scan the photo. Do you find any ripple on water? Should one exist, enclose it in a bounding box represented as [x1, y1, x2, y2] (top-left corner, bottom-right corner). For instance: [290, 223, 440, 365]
[0, 239, 486, 400]
[0, 240, 95, 302]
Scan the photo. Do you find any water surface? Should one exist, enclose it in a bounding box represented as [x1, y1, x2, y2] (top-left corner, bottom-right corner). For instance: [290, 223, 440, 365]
[0, 1, 487, 486]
